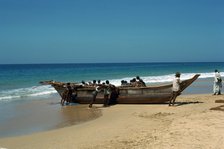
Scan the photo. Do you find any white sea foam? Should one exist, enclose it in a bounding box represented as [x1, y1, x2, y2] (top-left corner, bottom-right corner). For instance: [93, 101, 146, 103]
[0, 85, 56, 102]
[109, 72, 223, 86]
[0, 72, 223, 102]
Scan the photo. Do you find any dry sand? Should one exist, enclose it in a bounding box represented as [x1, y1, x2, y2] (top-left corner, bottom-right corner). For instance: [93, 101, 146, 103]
[1, 94, 224, 149]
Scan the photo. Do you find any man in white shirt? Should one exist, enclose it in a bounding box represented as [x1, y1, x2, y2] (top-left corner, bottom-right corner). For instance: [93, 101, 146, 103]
[169, 72, 181, 106]
[213, 69, 222, 95]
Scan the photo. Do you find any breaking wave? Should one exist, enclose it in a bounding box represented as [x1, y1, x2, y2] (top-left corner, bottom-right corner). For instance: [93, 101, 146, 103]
[109, 72, 222, 86]
[0, 85, 56, 102]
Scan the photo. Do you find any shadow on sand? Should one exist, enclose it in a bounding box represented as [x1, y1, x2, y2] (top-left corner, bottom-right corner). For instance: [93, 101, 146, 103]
[215, 100, 224, 103]
[174, 101, 203, 107]
[210, 100, 224, 111]
[210, 105, 224, 111]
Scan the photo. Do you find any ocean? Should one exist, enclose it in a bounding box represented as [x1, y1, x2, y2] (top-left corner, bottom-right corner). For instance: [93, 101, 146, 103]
[0, 62, 223, 137]
[0, 62, 224, 103]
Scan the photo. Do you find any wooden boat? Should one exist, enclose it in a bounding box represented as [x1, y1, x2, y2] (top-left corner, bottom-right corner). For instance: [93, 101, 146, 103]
[40, 74, 200, 104]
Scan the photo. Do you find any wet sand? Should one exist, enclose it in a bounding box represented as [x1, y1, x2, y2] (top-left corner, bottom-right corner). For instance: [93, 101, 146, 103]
[0, 97, 102, 138]
[1, 94, 224, 149]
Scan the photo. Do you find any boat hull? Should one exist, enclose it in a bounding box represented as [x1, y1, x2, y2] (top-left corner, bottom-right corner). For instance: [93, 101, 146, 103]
[42, 74, 200, 104]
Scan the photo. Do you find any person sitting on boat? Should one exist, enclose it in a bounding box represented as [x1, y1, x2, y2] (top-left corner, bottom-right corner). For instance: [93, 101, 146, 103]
[81, 80, 88, 86]
[87, 80, 96, 87]
[97, 80, 101, 84]
[213, 69, 222, 95]
[121, 80, 125, 86]
[169, 72, 181, 106]
[121, 80, 127, 86]
[92, 80, 97, 86]
[136, 76, 146, 87]
[130, 78, 137, 87]
[120, 80, 131, 87]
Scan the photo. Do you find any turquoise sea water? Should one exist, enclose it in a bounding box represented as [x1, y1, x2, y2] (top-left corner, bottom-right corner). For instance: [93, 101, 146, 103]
[0, 62, 223, 138]
[0, 62, 224, 102]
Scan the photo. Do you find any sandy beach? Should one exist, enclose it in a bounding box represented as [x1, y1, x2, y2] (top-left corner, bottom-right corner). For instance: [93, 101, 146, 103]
[1, 94, 224, 149]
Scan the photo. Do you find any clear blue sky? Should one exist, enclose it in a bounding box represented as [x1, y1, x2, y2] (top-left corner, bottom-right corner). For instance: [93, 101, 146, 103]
[0, 0, 223, 64]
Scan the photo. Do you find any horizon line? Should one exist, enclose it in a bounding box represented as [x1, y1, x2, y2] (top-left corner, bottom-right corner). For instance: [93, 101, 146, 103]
[0, 61, 224, 65]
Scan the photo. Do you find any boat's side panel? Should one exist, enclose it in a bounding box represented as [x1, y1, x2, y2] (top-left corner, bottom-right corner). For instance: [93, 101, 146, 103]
[117, 93, 171, 104]
[76, 96, 104, 104]
[54, 84, 173, 104]
[49, 74, 200, 104]
[116, 86, 172, 103]
[75, 94, 172, 104]
[119, 86, 172, 95]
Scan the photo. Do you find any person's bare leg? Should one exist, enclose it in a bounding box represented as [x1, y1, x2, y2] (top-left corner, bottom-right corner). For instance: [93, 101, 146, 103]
[169, 92, 174, 106]
[89, 94, 97, 108]
[61, 98, 65, 106]
[172, 92, 178, 106]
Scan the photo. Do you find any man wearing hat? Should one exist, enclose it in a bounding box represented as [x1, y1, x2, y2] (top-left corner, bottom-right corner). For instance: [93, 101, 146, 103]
[169, 72, 181, 106]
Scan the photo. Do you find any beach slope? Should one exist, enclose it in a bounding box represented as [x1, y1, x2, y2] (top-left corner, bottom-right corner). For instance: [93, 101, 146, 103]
[1, 94, 224, 149]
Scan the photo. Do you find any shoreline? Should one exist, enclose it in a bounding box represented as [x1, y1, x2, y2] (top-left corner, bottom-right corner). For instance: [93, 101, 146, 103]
[0, 76, 212, 139]
[1, 93, 224, 149]
[0, 97, 102, 138]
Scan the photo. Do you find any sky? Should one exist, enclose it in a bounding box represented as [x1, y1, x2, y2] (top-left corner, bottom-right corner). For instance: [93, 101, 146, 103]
[0, 0, 224, 64]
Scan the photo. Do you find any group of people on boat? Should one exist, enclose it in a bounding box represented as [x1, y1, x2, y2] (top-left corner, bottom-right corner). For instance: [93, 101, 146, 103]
[60, 75, 146, 106]
[88, 76, 146, 107]
[121, 76, 146, 87]
[60, 79, 119, 106]
[59, 70, 222, 107]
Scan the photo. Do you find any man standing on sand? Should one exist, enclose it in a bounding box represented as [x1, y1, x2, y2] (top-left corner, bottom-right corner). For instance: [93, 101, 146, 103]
[103, 80, 117, 107]
[213, 69, 222, 95]
[89, 81, 104, 108]
[169, 72, 181, 106]
[103, 80, 111, 107]
[61, 82, 73, 106]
